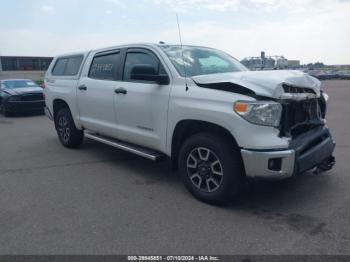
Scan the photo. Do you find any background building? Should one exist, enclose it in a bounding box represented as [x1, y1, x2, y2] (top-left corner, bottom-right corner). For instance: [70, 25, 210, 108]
[287, 60, 301, 68]
[241, 51, 300, 70]
[0, 56, 53, 81]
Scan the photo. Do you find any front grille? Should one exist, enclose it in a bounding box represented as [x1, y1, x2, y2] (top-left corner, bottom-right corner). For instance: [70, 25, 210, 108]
[282, 83, 316, 94]
[280, 97, 326, 137]
[20, 93, 44, 102]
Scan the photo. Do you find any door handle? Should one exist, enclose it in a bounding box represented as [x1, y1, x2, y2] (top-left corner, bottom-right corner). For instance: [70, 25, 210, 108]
[115, 87, 127, 95]
[78, 85, 87, 91]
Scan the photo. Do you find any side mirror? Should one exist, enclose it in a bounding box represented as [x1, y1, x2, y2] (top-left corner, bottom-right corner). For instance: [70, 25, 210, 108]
[130, 64, 169, 85]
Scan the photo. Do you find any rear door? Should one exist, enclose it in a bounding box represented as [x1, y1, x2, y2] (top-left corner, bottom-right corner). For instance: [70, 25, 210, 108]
[113, 48, 172, 151]
[77, 49, 122, 136]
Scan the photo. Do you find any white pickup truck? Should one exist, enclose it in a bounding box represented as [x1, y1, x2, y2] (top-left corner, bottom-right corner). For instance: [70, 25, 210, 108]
[44, 43, 335, 204]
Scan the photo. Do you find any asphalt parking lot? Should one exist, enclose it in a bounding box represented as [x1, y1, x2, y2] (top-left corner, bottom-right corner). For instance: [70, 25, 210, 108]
[0, 80, 349, 255]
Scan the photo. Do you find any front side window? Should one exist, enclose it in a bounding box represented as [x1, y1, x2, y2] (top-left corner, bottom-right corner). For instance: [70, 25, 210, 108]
[89, 52, 120, 80]
[123, 52, 162, 81]
[159, 45, 248, 77]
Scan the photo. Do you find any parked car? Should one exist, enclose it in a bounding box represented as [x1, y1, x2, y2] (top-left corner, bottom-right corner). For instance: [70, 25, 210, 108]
[0, 79, 45, 117]
[309, 70, 340, 80]
[44, 43, 335, 204]
[339, 71, 350, 80]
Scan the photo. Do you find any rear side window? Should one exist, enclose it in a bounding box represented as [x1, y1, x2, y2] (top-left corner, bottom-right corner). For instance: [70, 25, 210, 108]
[89, 52, 120, 80]
[64, 56, 84, 75]
[52, 58, 68, 75]
[52, 55, 83, 76]
[123, 52, 160, 81]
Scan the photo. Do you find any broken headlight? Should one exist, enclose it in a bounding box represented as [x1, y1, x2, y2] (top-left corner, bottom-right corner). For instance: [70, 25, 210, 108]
[234, 101, 282, 127]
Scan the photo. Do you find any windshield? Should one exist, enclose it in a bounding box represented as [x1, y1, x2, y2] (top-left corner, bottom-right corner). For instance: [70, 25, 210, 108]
[3, 80, 39, 89]
[159, 45, 248, 77]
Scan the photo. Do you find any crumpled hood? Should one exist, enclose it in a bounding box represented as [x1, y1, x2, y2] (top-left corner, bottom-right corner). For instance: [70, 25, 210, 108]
[3, 86, 43, 96]
[192, 70, 321, 99]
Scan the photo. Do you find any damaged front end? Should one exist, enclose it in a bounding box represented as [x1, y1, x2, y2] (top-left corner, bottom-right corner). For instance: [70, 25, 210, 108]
[279, 83, 327, 138]
[193, 70, 336, 177]
[277, 83, 335, 175]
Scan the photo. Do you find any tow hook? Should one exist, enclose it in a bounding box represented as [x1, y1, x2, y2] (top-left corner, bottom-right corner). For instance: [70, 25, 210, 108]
[313, 156, 336, 174]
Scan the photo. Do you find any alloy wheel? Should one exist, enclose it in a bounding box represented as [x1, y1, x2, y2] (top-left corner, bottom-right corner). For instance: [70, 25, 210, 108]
[186, 147, 224, 193]
[57, 116, 70, 144]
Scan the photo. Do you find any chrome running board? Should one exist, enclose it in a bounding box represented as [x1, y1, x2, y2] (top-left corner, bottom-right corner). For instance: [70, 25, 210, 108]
[84, 132, 164, 161]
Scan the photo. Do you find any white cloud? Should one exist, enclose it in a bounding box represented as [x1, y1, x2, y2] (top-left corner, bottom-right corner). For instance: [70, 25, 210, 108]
[152, 0, 346, 13]
[40, 5, 55, 15]
[152, 0, 241, 12]
[106, 0, 121, 4]
[149, 0, 350, 64]
[105, 0, 126, 8]
[1, 0, 349, 64]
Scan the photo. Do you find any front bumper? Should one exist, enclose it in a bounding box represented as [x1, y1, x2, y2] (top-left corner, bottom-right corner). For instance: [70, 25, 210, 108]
[6, 100, 45, 112]
[241, 126, 335, 179]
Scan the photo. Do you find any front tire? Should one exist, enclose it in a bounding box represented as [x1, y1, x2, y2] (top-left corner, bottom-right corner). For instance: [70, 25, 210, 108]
[179, 133, 244, 204]
[55, 108, 84, 148]
[0, 104, 11, 117]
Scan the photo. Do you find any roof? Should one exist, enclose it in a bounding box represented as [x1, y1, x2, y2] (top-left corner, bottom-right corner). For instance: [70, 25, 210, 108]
[45, 43, 222, 59]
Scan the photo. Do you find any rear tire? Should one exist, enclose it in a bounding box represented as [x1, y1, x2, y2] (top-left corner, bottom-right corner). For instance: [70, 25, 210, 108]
[179, 132, 244, 205]
[55, 108, 84, 148]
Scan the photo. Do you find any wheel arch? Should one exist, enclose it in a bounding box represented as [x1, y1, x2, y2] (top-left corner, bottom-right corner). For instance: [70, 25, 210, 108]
[171, 119, 239, 170]
[53, 99, 71, 121]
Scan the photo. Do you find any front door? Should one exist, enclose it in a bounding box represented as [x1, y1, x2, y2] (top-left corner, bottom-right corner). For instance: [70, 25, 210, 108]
[114, 48, 171, 152]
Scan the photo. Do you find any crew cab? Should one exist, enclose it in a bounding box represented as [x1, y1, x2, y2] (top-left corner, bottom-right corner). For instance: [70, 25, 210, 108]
[44, 43, 335, 204]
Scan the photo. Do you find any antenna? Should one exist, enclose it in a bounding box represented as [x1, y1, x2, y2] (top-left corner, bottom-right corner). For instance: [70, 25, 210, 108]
[176, 13, 188, 91]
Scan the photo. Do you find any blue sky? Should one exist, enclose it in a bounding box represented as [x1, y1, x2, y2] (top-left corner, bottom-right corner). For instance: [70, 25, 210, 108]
[0, 0, 349, 64]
